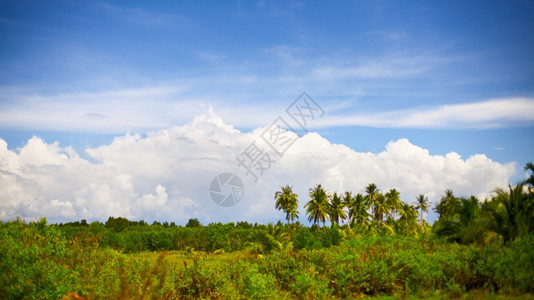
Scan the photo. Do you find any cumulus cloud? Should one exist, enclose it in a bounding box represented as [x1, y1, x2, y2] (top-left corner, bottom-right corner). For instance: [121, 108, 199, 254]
[0, 110, 516, 224]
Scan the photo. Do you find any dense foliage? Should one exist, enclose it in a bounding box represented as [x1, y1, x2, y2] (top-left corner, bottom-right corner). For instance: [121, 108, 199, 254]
[1, 218, 533, 299]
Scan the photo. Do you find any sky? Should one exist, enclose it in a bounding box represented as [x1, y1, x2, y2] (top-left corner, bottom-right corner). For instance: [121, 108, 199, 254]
[0, 1, 533, 225]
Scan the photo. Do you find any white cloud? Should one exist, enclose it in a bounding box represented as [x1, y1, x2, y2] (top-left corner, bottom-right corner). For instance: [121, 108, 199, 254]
[308, 52, 465, 83]
[316, 97, 534, 129]
[0, 110, 516, 224]
[1, 84, 532, 133]
[0, 85, 201, 133]
[311, 57, 428, 80]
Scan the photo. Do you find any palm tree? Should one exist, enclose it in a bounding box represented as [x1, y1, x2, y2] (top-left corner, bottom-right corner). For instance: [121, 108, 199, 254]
[274, 185, 299, 224]
[484, 183, 532, 243]
[455, 195, 481, 243]
[398, 203, 419, 235]
[435, 189, 460, 220]
[524, 162, 534, 193]
[342, 191, 353, 218]
[329, 192, 346, 226]
[305, 184, 330, 229]
[347, 193, 369, 228]
[414, 194, 429, 225]
[433, 190, 479, 243]
[365, 183, 379, 216]
[459, 196, 479, 227]
[385, 189, 401, 220]
[373, 193, 388, 226]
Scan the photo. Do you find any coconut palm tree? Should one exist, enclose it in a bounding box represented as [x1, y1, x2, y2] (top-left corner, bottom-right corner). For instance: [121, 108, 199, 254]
[305, 184, 330, 229]
[433, 191, 480, 243]
[524, 162, 534, 193]
[435, 189, 460, 220]
[385, 188, 401, 220]
[414, 194, 429, 225]
[459, 196, 479, 226]
[365, 183, 379, 216]
[329, 192, 346, 226]
[398, 203, 419, 235]
[484, 183, 532, 243]
[342, 191, 353, 218]
[348, 193, 369, 228]
[455, 195, 482, 243]
[373, 193, 388, 226]
[523, 162, 534, 232]
[274, 185, 299, 224]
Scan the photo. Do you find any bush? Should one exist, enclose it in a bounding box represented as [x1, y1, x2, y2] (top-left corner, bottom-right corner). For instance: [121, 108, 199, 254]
[243, 263, 277, 299]
[0, 218, 79, 299]
[293, 228, 315, 250]
[492, 235, 534, 293]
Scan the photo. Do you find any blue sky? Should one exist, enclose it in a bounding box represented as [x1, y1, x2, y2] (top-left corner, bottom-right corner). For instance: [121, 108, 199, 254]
[0, 1, 533, 224]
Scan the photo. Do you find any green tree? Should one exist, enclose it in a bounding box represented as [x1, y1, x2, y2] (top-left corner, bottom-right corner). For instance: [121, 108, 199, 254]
[456, 195, 481, 243]
[365, 183, 379, 216]
[305, 184, 330, 229]
[186, 218, 202, 228]
[459, 196, 479, 227]
[105, 216, 131, 232]
[373, 193, 388, 226]
[484, 184, 533, 244]
[274, 185, 300, 224]
[434, 189, 460, 220]
[342, 191, 353, 218]
[347, 193, 369, 229]
[414, 194, 429, 225]
[385, 188, 401, 220]
[433, 190, 471, 243]
[329, 192, 346, 226]
[398, 203, 419, 235]
[525, 162, 534, 193]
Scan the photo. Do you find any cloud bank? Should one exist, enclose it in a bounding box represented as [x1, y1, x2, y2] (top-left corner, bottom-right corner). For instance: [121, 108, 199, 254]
[0, 110, 516, 224]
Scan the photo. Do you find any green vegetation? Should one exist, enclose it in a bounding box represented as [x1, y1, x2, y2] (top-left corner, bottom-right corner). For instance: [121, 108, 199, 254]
[1, 163, 533, 299]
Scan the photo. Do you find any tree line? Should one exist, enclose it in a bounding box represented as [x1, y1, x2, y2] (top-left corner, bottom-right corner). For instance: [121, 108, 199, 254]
[275, 162, 534, 245]
[276, 183, 425, 232]
[31, 161, 534, 253]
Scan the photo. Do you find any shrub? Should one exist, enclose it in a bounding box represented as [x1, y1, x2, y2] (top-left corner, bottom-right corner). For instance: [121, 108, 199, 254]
[0, 218, 79, 299]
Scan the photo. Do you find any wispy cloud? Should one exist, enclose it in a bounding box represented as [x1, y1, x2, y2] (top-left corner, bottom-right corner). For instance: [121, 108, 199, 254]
[0, 86, 198, 133]
[316, 97, 534, 129]
[310, 54, 460, 81]
[1, 84, 532, 132]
